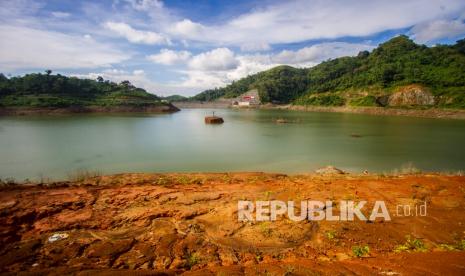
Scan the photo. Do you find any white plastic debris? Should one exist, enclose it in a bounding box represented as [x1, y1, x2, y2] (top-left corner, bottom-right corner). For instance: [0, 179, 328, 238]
[48, 233, 69, 243]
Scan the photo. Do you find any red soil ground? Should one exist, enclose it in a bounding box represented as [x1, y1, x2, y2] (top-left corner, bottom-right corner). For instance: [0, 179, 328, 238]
[0, 173, 464, 275]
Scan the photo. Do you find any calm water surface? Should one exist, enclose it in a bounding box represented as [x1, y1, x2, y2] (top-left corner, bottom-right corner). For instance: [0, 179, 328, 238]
[1, 109, 464, 180]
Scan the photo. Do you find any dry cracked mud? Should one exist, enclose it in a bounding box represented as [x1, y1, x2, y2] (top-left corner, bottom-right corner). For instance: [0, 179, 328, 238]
[1, 172, 465, 275]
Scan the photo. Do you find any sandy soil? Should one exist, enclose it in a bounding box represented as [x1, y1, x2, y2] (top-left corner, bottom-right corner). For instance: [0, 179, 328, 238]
[1, 172, 464, 275]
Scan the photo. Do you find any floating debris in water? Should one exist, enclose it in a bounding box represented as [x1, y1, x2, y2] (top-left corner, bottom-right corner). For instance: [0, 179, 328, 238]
[205, 116, 224, 124]
[205, 111, 224, 124]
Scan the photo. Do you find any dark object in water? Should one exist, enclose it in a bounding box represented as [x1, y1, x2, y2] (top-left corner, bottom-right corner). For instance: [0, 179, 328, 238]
[350, 133, 362, 138]
[205, 116, 224, 124]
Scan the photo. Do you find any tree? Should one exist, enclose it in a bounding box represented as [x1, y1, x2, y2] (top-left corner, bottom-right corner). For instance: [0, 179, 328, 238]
[454, 38, 465, 54]
[45, 69, 52, 75]
[120, 80, 134, 90]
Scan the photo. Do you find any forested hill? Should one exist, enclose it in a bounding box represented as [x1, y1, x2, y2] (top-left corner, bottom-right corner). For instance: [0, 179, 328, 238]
[0, 72, 168, 109]
[190, 36, 465, 108]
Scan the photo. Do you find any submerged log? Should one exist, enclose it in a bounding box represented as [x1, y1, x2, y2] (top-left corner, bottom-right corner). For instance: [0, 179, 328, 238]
[205, 116, 224, 124]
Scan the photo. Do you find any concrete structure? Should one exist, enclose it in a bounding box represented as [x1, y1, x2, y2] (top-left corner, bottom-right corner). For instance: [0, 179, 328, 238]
[232, 89, 261, 107]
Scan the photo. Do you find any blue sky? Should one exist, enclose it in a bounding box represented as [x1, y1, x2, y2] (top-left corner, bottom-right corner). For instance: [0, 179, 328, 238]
[1, 0, 465, 96]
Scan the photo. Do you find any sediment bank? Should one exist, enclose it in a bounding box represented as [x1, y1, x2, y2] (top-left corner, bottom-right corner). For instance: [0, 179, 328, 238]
[266, 105, 465, 120]
[1, 172, 464, 274]
[0, 104, 180, 116]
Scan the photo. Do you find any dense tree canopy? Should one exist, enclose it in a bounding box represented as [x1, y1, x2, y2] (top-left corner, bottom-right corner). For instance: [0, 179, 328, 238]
[0, 71, 162, 108]
[190, 36, 465, 108]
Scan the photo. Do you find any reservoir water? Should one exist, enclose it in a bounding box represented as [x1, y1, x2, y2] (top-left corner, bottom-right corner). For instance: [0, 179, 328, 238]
[1, 108, 464, 180]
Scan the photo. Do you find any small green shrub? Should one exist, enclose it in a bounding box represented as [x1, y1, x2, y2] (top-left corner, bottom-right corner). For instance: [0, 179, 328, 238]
[264, 191, 273, 200]
[349, 95, 379, 107]
[156, 177, 170, 186]
[352, 245, 370, 257]
[284, 265, 296, 275]
[259, 222, 273, 237]
[295, 94, 345, 106]
[67, 169, 101, 182]
[176, 175, 189, 185]
[437, 243, 457, 251]
[186, 252, 200, 268]
[458, 239, 465, 250]
[394, 235, 427, 253]
[325, 230, 337, 240]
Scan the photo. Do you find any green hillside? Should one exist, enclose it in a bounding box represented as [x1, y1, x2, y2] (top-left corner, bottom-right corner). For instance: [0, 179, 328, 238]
[0, 72, 166, 108]
[161, 94, 188, 102]
[190, 36, 465, 108]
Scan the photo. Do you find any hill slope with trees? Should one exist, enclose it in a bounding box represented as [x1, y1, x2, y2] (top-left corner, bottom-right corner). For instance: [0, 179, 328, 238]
[189, 36, 465, 109]
[0, 71, 178, 113]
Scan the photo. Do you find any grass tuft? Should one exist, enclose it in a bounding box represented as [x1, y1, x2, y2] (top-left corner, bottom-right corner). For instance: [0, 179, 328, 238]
[394, 235, 427, 253]
[352, 245, 370, 258]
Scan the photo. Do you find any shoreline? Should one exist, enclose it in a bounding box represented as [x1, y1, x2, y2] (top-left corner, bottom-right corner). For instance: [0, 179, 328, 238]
[0, 104, 180, 116]
[171, 101, 465, 120]
[1, 172, 464, 274]
[2, 103, 464, 120]
[264, 104, 465, 120]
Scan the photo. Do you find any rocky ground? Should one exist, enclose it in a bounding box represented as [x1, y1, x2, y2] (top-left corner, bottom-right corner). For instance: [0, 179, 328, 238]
[1, 172, 465, 275]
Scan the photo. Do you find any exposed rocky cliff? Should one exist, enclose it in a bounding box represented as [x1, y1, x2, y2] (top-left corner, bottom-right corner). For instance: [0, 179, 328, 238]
[387, 85, 435, 106]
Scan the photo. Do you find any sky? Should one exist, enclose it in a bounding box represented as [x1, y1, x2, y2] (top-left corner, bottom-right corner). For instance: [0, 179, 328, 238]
[1, 0, 465, 96]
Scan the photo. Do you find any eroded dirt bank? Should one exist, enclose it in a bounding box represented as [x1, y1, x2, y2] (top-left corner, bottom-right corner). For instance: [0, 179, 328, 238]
[264, 105, 465, 120]
[0, 104, 180, 116]
[1, 173, 465, 275]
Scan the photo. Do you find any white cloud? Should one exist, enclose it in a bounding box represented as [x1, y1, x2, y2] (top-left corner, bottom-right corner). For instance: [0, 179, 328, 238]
[147, 49, 191, 65]
[225, 55, 277, 82]
[179, 70, 231, 89]
[179, 55, 276, 90]
[162, 0, 465, 47]
[0, 25, 129, 70]
[104, 21, 170, 45]
[74, 69, 157, 93]
[170, 19, 206, 39]
[3, 0, 465, 96]
[133, 69, 145, 76]
[51, 11, 70, 18]
[177, 41, 374, 91]
[410, 19, 465, 43]
[74, 68, 200, 96]
[240, 42, 271, 52]
[272, 42, 374, 66]
[188, 48, 239, 71]
[0, 0, 42, 19]
[123, 0, 163, 11]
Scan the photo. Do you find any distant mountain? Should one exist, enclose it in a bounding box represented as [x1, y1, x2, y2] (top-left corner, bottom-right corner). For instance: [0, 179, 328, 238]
[0, 72, 178, 113]
[189, 36, 465, 108]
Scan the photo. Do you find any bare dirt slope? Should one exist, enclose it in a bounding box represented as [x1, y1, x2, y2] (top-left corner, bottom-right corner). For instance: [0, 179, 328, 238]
[1, 173, 464, 275]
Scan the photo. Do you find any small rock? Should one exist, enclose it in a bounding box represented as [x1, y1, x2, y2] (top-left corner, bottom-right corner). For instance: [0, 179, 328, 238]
[315, 166, 346, 175]
[48, 233, 69, 243]
[218, 248, 238, 266]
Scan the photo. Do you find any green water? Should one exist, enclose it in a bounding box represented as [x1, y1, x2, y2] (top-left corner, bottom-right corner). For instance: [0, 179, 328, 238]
[0, 109, 464, 180]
